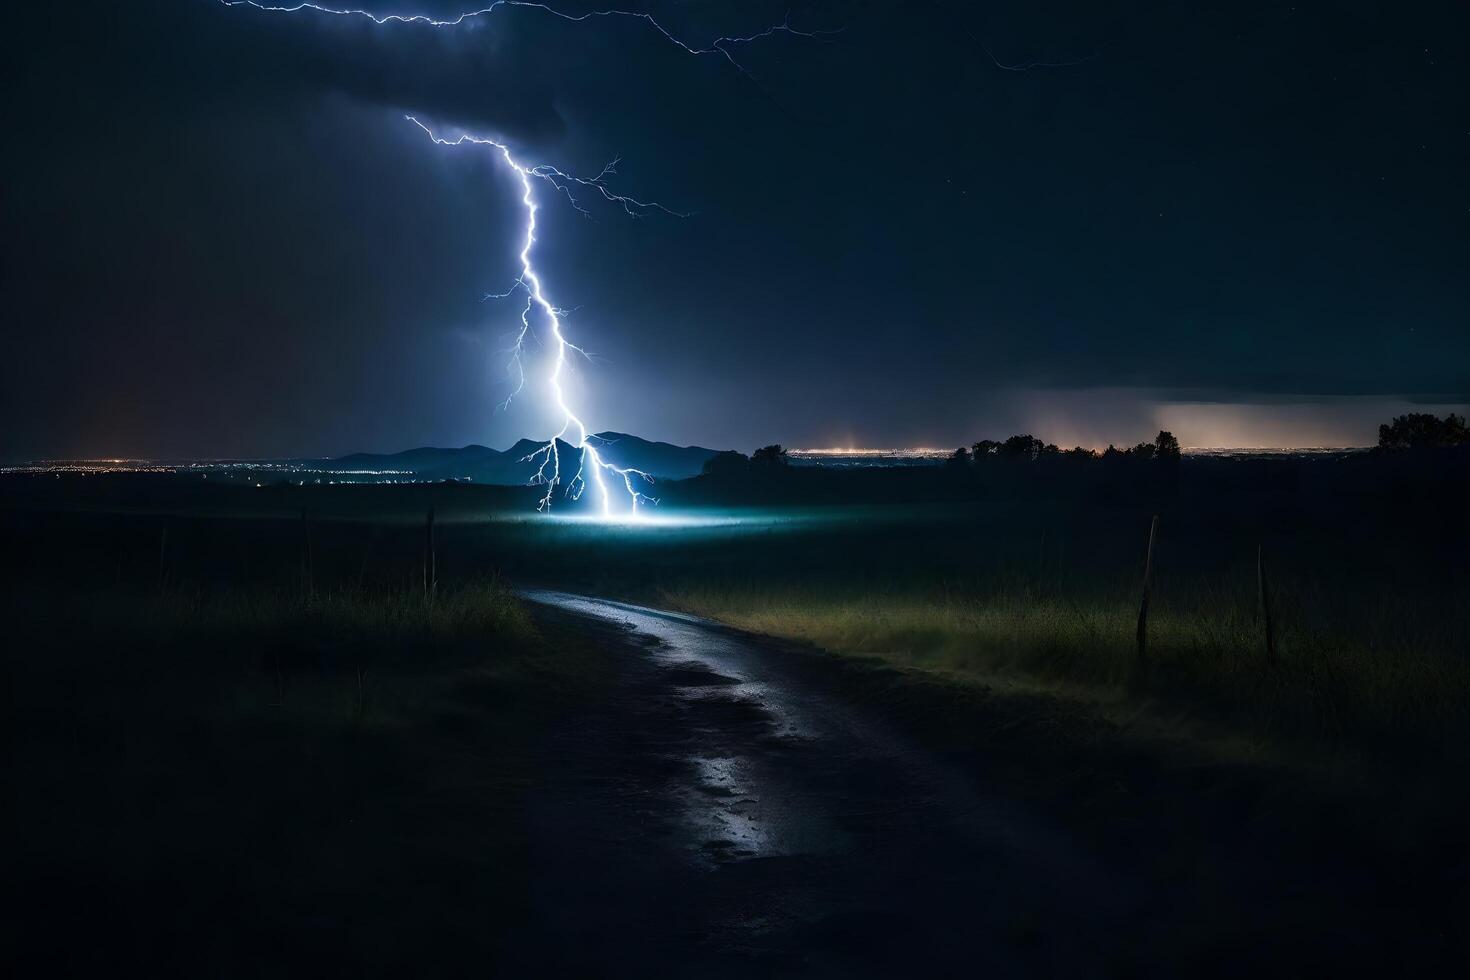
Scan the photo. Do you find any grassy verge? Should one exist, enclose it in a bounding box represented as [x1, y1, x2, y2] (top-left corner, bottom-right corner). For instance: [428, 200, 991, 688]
[7, 579, 609, 974]
[649, 578, 1470, 756]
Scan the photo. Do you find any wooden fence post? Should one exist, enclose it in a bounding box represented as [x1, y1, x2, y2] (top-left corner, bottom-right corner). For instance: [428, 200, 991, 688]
[158, 519, 169, 593]
[1136, 515, 1159, 662]
[299, 508, 313, 599]
[1258, 544, 1277, 667]
[356, 530, 376, 591]
[424, 509, 436, 599]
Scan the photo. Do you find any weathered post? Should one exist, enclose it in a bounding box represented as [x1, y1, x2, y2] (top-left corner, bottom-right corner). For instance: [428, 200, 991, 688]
[1258, 544, 1277, 667]
[158, 519, 169, 593]
[424, 508, 436, 599]
[1136, 515, 1159, 662]
[1038, 528, 1047, 589]
[299, 508, 313, 599]
[356, 530, 375, 591]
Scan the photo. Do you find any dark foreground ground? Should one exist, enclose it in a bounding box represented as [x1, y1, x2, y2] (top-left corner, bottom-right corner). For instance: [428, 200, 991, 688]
[4, 461, 1469, 975]
[12, 583, 1463, 975]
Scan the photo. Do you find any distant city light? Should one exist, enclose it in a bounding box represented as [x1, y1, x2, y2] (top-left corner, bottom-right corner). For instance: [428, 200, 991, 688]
[789, 447, 953, 458]
[0, 460, 414, 479]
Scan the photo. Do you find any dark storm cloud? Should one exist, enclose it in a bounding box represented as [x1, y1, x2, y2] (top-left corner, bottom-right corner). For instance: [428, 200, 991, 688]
[19, 1, 569, 140]
[1, 0, 577, 458]
[2, 1, 1466, 458]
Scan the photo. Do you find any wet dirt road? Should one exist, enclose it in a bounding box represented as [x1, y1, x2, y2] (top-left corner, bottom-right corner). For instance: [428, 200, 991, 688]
[509, 591, 1143, 977]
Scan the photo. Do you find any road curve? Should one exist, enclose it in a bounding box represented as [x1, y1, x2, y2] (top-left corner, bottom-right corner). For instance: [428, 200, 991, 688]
[511, 590, 1138, 977]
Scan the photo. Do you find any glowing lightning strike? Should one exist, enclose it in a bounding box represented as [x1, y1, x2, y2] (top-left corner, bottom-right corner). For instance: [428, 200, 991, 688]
[218, 1, 836, 80]
[222, 0, 822, 516]
[408, 116, 657, 516]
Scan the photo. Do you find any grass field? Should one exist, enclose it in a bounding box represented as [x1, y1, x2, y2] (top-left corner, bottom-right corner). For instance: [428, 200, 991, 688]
[5, 462, 1469, 969]
[6, 572, 613, 972]
[5, 461, 1468, 762]
[648, 577, 1470, 753]
[488, 497, 1470, 757]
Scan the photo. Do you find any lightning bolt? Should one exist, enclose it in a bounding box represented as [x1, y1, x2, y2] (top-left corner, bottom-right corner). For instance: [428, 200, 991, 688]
[218, 1, 836, 81]
[405, 116, 660, 515]
[221, 0, 822, 516]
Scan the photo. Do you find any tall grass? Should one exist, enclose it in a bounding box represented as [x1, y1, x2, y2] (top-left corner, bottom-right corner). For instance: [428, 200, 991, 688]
[7, 574, 606, 973]
[7, 577, 544, 733]
[655, 576, 1470, 751]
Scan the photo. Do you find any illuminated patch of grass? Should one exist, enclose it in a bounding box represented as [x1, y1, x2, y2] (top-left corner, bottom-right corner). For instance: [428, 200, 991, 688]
[653, 580, 1470, 750]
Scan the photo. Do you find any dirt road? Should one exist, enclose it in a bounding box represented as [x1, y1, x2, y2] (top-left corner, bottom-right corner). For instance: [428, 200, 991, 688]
[509, 592, 1186, 976]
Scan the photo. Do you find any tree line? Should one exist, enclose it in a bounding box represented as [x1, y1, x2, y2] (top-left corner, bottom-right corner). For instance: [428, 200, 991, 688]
[945, 430, 1182, 468]
[700, 412, 1468, 480]
[1377, 412, 1468, 450]
[700, 433, 1183, 479]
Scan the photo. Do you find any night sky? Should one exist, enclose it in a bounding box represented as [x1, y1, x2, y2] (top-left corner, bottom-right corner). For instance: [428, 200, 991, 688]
[4, 1, 1466, 459]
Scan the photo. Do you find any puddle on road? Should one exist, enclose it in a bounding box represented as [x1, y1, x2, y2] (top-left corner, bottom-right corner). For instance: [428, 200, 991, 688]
[651, 646, 850, 865]
[685, 755, 769, 859]
[662, 661, 742, 687]
[662, 677, 806, 864]
[523, 590, 847, 866]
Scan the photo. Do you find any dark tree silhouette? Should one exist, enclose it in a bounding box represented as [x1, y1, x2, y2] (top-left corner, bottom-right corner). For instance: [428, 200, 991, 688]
[1001, 434, 1044, 460]
[701, 450, 750, 478]
[1154, 430, 1182, 460]
[959, 434, 1178, 465]
[751, 444, 791, 468]
[945, 447, 972, 469]
[1377, 413, 1469, 450]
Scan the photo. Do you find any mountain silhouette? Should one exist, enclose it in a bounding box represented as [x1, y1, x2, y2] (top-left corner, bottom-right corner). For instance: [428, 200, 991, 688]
[322, 432, 721, 486]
